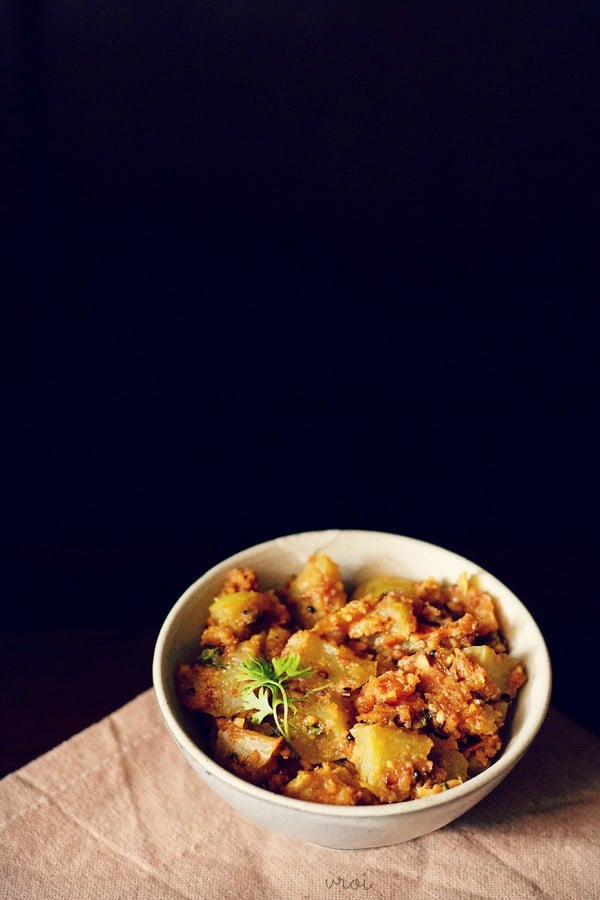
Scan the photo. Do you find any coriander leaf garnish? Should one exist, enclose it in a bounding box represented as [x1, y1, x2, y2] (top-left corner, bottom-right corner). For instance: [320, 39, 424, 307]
[237, 653, 314, 745]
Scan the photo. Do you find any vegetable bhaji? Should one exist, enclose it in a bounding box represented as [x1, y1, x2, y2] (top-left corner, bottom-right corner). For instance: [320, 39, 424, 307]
[175, 554, 526, 805]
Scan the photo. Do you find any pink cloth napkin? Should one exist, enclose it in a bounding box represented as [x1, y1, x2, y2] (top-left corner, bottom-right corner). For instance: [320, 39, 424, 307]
[2, 691, 599, 900]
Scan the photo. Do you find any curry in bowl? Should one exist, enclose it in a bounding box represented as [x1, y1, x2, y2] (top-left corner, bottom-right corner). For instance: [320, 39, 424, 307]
[175, 552, 526, 805]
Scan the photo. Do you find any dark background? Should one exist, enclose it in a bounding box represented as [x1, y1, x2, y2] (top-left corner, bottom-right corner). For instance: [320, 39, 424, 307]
[3, 1, 599, 776]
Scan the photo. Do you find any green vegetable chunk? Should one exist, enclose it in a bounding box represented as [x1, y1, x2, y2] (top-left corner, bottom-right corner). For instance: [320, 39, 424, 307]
[350, 724, 433, 802]
[352, 575, 416, 600]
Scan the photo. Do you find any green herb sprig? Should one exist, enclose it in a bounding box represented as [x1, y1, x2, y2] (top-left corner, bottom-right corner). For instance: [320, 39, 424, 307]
[237, 653, 314, 745]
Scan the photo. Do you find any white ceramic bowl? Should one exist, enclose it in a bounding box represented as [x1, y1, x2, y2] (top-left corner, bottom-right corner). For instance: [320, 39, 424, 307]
[152, 529, 552, 849]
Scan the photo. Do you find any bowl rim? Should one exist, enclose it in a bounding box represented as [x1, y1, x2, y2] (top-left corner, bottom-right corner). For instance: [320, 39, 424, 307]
[152, 529, 552, 818]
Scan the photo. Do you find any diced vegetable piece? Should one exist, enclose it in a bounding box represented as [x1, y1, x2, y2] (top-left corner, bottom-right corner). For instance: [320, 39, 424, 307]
[207, 590, 288, 638]
[214, 721, 283, 784]
[286, 553, 346, 628]
[284, 630, 376, 690]
[352, 575, 416, 600]
[175, 639, 259, 718]
[283, 763, 373, 805]
[209, 591, 259, 625]
[431, 737, 468, 781]
[351, 723, 433, 766]
[464, 645, 525, 698]
[263, 624, 291, 660]
[440, 749, 468, 781]
[350, 724, 433, 802]
[347, 592, 416, 642]
[288, 691, 352, 764]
